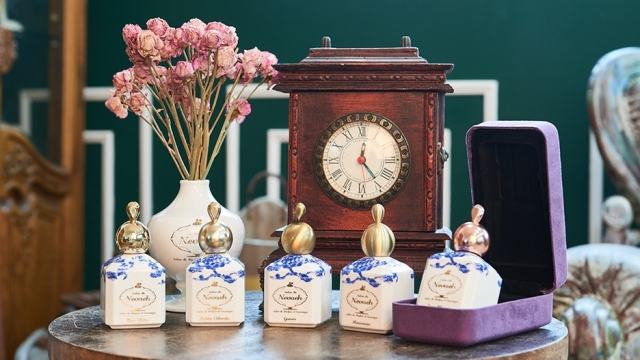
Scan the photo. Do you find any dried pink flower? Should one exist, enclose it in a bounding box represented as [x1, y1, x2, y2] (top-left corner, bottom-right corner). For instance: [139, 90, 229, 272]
[205, 22, 238, 48]
[226, 98, 251, 123]
[125, 45, 146, 64]
[146, 18, 170, 38]
[260, 51, 278, 78]
[160, 28, 187, 59]
[225, 62, 243, 80]
[137, 30, 163, 62]
[225, 27, 239, 49]
[199, 29, 223, 52]
[112, 69, 134, 93]
[215, 46, 237, 78]
[105, 91, 128, 119]
[132, 64, 151, 84]
[181, 18, 205, 47]
[129, 92, 148, 115]
[174, 61, 195, 78]
[122, 24, 141, 47]
[240, 47, 262, 83]
[191, 52, 213, 74]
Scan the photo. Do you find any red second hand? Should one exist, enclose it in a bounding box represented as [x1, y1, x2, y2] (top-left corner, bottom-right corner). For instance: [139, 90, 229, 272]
[358, 156, 366, 180]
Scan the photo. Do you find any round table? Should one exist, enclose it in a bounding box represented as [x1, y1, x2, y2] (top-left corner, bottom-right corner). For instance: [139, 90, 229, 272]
[48, 291, 568, 360]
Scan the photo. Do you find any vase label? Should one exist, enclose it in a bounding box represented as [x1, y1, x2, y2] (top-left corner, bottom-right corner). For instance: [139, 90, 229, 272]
[170, 221, 204, 259]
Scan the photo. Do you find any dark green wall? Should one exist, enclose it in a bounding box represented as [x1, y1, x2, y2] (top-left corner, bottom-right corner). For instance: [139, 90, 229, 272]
[83, 0, 631, 289]
[2, 0, 50, 155]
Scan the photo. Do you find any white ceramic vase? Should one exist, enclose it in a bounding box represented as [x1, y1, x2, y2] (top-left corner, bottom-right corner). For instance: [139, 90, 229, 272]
[148, 180, 245, 312]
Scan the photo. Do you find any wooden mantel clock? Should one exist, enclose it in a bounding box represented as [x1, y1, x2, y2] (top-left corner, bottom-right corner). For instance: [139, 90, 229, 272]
[263, 36, 454, 276]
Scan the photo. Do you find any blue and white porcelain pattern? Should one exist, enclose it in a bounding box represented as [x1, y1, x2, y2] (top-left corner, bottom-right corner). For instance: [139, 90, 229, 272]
[339, 256, 414, 334]
[266, 254, 327, 282]
[264, 254, 332, 328]
[341, 257, 411, 288]
[427, 252, 490, 275]
[186, 253, 245, 326]
[100, 254, 166, 329]
[187, 254, 245, 284]
[101, 254, 166, 284]
[417, 251, 502, 309]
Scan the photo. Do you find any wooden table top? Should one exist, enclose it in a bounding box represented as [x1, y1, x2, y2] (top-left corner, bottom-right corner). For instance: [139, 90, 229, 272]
[48, 291, 568, 360]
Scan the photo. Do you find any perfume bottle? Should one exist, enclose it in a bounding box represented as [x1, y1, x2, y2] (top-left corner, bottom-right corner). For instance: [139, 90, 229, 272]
[100, 202, 166, 329]
[339, 204, 414, 334]
[264, 202, 332, 328]
[186, 202, 245, 326]
[417, 204, 502, 309]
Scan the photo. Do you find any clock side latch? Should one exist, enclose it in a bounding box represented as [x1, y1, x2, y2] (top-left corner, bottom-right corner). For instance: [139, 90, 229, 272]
[437, 142, 449, 174]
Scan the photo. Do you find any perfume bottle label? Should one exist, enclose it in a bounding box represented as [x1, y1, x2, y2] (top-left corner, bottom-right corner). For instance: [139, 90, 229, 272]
[427, 270, 462, 298]
[170, 220, 205, 260]
[196, 282, 233, 308]
[119, 283, 157, 309]
[346, 286, 379, 313]
[273, 282, 308, 309]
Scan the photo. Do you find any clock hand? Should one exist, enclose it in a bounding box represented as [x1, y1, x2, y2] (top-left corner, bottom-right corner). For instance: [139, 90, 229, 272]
[357, 145, 376, 178]
[363, 162, 376, 178]
[357, 142, 367, 165]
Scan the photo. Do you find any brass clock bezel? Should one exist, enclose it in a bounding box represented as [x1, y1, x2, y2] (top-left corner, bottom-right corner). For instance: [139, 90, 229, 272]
[313, 112, 411, 210]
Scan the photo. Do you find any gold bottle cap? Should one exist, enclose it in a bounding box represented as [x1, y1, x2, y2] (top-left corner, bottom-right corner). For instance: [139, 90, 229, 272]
[281, 202, 316, 255]
[453, 204, 490, 256]
[116, 202, 150, 254]
[361, 204, 395, 257]
[198, 202, 233, 254]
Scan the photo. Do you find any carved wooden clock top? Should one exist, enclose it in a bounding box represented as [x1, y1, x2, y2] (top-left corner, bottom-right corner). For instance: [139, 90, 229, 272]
[274, 37, 453, 93]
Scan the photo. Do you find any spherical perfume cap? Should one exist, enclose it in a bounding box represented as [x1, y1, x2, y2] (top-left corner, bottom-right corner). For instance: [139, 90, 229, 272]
[361, 204, 395, 257]
[198, 202, 233, 254]
[281, 202, 316, 255]
[453, 204, 490, 256]
[116, 202, 150, 254]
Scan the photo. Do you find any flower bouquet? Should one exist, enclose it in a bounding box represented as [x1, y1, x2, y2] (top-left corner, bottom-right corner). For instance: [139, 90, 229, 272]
[105, 17, 279, 180]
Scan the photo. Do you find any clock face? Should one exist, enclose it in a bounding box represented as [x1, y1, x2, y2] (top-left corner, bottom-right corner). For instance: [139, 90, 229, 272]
[313, 112, 411, 209]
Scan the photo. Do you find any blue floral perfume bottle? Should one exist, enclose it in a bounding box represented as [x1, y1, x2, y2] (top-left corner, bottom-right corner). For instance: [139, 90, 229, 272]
[417, 204, 502, 309]
[339, 204, 414, 334]
[100, 202, 166, 329]
[264, 202, 332, 328]
[186, 202, 245, 326]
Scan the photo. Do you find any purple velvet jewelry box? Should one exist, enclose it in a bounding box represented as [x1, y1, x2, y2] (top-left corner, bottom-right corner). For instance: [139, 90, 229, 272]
[392, 121, 568, 346]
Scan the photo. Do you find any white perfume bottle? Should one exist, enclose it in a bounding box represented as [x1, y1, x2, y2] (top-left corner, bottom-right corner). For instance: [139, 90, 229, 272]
[186, 202, 245, 326]
[264, 202, 332, 328]
[339, 204, 414, 334]
[100, 202, 166, 329]
[417, 204, 502, 309]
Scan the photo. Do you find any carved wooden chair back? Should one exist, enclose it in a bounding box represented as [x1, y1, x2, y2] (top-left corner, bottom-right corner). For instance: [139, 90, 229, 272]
[0, 125, 70, 359]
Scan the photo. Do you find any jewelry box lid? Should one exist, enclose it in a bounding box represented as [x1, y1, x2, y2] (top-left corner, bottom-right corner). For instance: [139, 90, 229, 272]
[465, 121, 567, 296]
